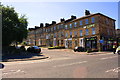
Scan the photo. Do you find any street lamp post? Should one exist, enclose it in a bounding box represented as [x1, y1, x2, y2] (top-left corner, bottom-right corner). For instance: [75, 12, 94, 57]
[34, 27, 37, 46]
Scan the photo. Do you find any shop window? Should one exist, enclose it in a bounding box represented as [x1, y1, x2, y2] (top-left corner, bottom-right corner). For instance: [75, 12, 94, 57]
[91, 17, 95, 23]
[92, 27, 96, 35]
[79, 38, 84, 47]
[85, 19, 89, 24]
[61, 40, 64, 45]
[91, 40, 97, 49]
[80, 30, 83, 36]
[75, 40, 77, 47]
[80, 21, 82, 25]
[86, 29, 89, 35]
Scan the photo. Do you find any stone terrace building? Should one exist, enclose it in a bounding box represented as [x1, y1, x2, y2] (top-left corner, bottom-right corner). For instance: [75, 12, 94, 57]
[116, 29, 120, 46]
[27, 12, 116, 51]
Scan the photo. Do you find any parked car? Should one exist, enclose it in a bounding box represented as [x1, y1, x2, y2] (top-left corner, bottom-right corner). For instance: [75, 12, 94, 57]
[116, 46, 120, 54]
[74, 46, 85, 52]
[0, 63, 4, 69]
[27, 46, 41, 53]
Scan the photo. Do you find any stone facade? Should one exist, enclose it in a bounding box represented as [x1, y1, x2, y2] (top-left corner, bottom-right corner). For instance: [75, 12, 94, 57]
[27, 13, 116, 51]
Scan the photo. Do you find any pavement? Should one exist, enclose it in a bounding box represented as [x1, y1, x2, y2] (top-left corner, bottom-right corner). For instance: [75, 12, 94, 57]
[2, 48, 113, 62]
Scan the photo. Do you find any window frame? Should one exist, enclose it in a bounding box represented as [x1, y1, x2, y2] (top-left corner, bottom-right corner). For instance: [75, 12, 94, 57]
[80, 21, 83, 26]
[70, 23, 72, 28]
[80, 30, 83, 36]
[92, 27, 95, 35]
[85, 29, 89, 35]
[85, 19, 89, 24]
[74, 22, 77, 27]
[91, 17, 95, 23]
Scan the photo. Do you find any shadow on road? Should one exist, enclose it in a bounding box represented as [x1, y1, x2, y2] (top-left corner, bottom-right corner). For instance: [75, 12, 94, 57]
[2, 52, 44, 62]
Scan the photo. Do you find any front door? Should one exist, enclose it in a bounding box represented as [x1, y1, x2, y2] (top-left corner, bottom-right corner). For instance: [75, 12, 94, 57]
[64, 39, 68, 48]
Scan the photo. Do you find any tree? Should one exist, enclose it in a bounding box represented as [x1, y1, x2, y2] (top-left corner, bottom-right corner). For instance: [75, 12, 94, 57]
[1, 5, 28, 47]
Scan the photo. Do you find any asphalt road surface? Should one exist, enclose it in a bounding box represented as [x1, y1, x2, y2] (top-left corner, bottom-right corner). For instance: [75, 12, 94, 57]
[1, 49, 119, 78]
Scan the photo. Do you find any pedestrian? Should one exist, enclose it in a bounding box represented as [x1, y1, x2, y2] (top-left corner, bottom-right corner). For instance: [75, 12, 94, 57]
[113, 45, 116, 54]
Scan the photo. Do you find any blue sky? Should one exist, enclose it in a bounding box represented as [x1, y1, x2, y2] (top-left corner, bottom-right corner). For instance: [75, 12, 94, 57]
[2, 2, 119, 29]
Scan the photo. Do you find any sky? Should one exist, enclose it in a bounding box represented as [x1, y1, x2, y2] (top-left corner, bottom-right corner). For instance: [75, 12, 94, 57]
[2, 1, 119, 29]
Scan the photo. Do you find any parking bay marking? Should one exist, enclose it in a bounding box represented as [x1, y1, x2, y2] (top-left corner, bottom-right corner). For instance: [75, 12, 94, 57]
[3, 57, 73, 65]
[53, 61, 88, 68]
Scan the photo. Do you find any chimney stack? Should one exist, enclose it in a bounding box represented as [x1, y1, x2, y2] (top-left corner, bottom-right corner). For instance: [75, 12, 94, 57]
[40, 23, 44, 27]
[60, 18, 65, 22]
[52, 21, 56, 24]
[85, 10, 90, 15]
[45, 23, 49, 27]
[71, 15, 76, 19]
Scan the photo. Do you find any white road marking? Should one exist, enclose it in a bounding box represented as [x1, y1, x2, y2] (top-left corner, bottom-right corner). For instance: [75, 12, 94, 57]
[100, 56, 118, 60]
[53, 61, 87, 67]
[3, 57, 72, 65]
[3, 69, 25, 75]
[105, 67, 120, 73]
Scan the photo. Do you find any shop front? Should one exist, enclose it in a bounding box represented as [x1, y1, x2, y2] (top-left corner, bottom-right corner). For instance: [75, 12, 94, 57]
[79, 38, 84, 47]
[53, 38, 57, 46]
[68, 38, 72, 48]
[84, 36, 97, 50]
[64, 39, 68, 48]
[100, 36, 116, 51]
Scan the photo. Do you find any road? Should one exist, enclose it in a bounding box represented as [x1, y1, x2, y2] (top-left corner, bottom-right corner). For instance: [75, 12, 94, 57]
[1, 49, 119, 78]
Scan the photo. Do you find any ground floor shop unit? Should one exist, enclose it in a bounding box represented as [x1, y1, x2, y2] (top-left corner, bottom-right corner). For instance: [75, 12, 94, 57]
[27, 35, 116, 51]
[48, 36, 116, 51]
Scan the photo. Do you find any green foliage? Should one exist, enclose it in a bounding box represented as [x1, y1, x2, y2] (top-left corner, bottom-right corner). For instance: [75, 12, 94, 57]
[1, 5, 28, 46]
[21, 41, 27, 46]
[48, 46, 65, 49]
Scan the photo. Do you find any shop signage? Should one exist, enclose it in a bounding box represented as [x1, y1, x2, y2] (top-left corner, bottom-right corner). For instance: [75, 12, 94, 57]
[99, 40, 104, 43]
[108, 38, 114, 41]
[68, 38, 72, 40]
[85, 37, 97, 41]
[83, 24, 95, 28]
